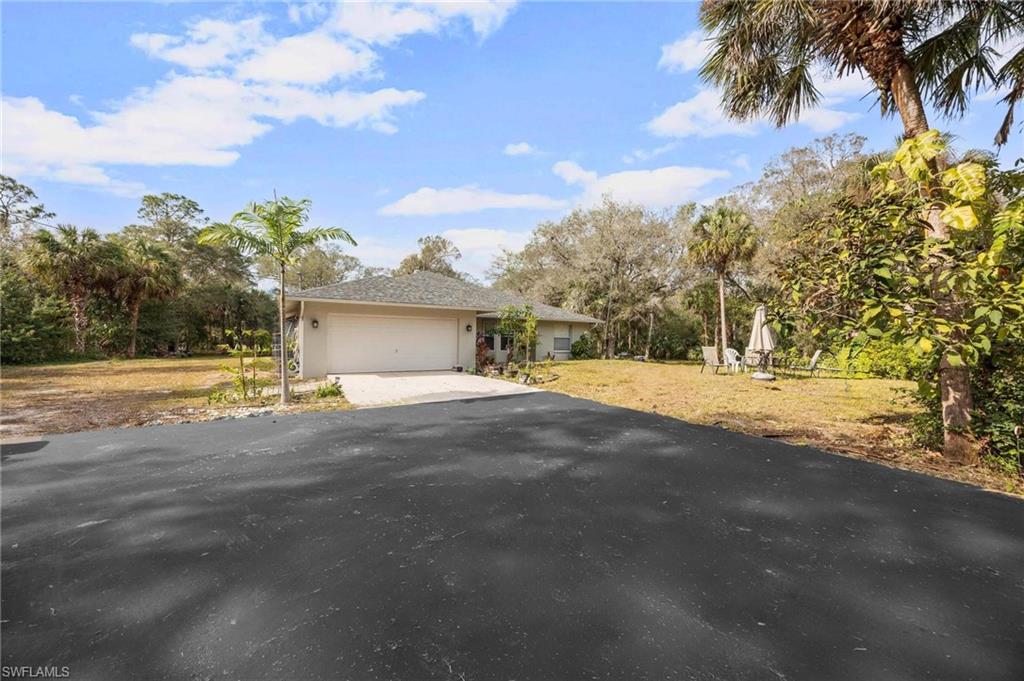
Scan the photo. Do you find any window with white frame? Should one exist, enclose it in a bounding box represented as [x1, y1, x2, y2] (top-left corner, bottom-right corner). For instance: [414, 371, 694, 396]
[553, 337, 571, 352]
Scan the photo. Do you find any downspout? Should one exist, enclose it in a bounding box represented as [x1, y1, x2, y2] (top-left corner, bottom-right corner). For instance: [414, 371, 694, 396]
[298, 300, 305, 379]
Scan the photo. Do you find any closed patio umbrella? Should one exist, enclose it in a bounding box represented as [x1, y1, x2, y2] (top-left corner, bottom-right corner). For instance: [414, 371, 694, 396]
[747, 305, 777, 379]
[747, 305, 777, 353]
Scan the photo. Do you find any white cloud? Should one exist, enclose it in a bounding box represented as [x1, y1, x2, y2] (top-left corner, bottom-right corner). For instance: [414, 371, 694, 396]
[622, 142, 677, 164]
[429, 1, 518, 40]
[130, 17, 268, 70]
[235, 32, 376, 84]
[658, 30, 710, 73]
[504, 141, 536, 156]
[329, 1, 516, 45]
[648, 89, 757, 138]
[733, 153, 750, 171]
[2, 80, 424, 192]
[798, 106, 861, 132]
[649, 88, 859, 138]
[329, 3, 440, 45]
[380, 185, 567, 215]
[553, 160, 729, 209]
[552, 160, 598, 185]
[442, 227, 531, 279]
[287, 2, 328, 25]
[347, 234, 419, 270]
[11, 2, 518, 193]
[815, 69, 873, 99]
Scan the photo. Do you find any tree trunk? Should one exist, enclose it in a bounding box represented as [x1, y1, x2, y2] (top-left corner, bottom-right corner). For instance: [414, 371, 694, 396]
[645, 310, 654, 360]
[890, 62, 930, 138]
[278, 264, 290, 405]
[891, 60, 978, 464]
[70, 290, 88, 354]
[127, 298, 141, 359]
[603, 293, 615, 359]
[717, 273, 729, 362]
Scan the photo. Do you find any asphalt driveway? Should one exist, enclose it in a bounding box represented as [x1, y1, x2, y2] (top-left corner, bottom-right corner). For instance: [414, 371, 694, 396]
[2, 392, 1022, 680]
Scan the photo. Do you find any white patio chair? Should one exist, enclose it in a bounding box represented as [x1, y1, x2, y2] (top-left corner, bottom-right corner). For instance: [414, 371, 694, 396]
[724, 348, 743, 374]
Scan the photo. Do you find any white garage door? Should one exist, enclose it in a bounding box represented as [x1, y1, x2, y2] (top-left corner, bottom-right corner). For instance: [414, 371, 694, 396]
[327, 313, 458, 373]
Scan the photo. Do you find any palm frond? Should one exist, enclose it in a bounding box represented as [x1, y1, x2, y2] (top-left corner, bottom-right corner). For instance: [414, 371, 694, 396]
[198, 222, 273, 257]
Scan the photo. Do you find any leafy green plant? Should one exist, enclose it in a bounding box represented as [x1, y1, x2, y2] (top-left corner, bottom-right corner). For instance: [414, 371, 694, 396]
[313, 381, 345, 399]
[777, 130, 1024, 463]
[497, 304, 538, 364]
[972, 350, 1024, 475]
[1, 262, 72, 363]
[570, 332, 599, 359]
[213, 327, 273, 403]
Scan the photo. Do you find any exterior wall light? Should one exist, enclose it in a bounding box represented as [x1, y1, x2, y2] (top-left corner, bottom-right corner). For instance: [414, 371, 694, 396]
[465, 324, 473, 332]
[311, 319, 319, 329]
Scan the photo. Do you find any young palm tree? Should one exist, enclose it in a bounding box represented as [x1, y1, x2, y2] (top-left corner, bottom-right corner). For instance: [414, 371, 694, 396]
[688, 206, 757, 361]
[115, 238, 181, 358]
[699, 0, 1022, 462]
[21, 225, 118, 354]
[198, 197, 355, 405]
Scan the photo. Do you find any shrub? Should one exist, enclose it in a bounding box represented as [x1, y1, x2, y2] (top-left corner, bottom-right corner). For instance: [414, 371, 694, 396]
[908, 345, 1024, 474]
[845, 339, 929, 380]
[570, 332, 599, 359]
[1, 265, 73, 363]
[973, 350, 1024, 475]
[313, 381, 345, 399]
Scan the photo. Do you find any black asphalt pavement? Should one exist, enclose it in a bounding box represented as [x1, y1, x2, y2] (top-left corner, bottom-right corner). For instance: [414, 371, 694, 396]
[2, 392, 1022, 680]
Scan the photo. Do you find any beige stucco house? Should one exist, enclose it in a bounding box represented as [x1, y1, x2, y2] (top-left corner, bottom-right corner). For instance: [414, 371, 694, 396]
[286, 271, 599, 378]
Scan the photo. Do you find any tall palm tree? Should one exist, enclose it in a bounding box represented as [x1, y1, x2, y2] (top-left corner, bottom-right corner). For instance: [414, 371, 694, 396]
[21, 225, 117, 354]
[699, 0, 1022, 462]
[198, 197, 355, 405]
[688, 206, 757, 361]
[699, 0, 1023, 143]
[115, 238, 181, 358]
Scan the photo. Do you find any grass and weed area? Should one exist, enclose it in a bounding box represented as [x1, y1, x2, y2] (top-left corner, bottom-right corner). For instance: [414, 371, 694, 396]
[546, 360, 1021, 495]
[0, 356, 349, 439]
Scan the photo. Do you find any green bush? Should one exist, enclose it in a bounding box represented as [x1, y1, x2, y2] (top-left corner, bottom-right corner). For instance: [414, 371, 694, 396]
[1, 265, 73, 364]
[313, 381, 345, 399]
[570, 332, 599, 359]
[973, 350, 1024, 475]
[907, 346, 1024, 474]
[846, 339, 930, 380]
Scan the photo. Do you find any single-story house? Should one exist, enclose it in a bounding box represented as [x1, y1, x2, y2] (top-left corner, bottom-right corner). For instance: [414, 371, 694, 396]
[286, 270, 600, 377]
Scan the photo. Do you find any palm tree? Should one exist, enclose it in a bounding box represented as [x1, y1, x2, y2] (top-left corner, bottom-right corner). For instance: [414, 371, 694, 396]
[198, 197, 355, 405]
[688, 206, 757, 361]
[21, 225, 117, 354]
[115, 238, 181, 358]
[698, 0, 1022, 461]
[699, 0, 1023, 144]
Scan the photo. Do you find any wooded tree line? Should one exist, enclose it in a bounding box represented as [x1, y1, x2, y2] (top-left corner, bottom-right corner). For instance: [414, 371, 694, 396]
[0, 182, 404, 364]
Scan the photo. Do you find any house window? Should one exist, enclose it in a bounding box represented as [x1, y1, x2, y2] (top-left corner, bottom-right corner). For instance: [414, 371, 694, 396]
[500, 335, 511, 350]
[553, 337, 571, 352]
[480, 319, 497, 350]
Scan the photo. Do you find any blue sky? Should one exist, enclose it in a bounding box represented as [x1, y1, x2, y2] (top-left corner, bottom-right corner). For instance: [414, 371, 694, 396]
[3, 1, 1019, 279]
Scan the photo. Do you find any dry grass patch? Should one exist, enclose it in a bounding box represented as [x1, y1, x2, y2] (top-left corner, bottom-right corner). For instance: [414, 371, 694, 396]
[547, 360, 1021, 495]
[1, 357, 349, 439]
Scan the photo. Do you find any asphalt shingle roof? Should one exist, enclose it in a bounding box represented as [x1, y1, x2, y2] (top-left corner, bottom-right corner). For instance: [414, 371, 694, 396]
[292, 271, 600, 324]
